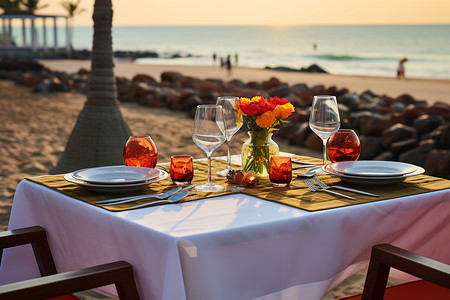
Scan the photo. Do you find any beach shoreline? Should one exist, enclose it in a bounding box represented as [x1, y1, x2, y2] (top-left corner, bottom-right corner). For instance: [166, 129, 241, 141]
[39, 59, 450, 106]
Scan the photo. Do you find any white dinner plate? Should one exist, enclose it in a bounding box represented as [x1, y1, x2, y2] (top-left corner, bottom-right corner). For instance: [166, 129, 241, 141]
[64, 171, 168, 194]
[72, 166, 162, 185]
[323, 164, 424, 186]
[330, 161, 418, 177]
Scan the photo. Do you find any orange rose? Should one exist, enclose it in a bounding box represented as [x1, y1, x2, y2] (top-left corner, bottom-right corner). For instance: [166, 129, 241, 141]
[256, 111, 276, 129]
[273, 103, 295, 119]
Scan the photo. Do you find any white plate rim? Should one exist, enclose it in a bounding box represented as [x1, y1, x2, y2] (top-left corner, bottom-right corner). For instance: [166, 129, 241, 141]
[64, 170, 169, 190]
[324, 164, 424, 180]
[330, 161, 418, 177]
[71, 166, 162, 185]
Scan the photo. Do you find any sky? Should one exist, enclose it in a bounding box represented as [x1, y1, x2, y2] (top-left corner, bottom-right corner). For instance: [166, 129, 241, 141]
[39, 0, 450, 27]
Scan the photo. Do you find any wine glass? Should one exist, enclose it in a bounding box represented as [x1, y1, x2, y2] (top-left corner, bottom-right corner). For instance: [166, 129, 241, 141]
[216, 96, 241, 176]
[192, 105, 226, 192]
[309, 95, 340, 165]
[327, 129, 361, 162]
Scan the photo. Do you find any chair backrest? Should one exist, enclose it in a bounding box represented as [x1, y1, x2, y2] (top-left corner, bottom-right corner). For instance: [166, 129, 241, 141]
[0, 226, 141, 300]
[360, 243, 450, 300]
[0, 226, 57, 276]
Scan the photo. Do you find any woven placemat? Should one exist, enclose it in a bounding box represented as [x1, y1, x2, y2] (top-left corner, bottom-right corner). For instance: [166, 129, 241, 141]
[27, 156, 450, 212]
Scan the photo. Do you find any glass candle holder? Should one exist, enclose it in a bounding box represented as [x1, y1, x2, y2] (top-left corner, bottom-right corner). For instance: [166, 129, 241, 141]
[327, 129, 361, 163]
[170, 155, 194, 186]
[123, 136, 158, 168]
[269, 156, 292, 187]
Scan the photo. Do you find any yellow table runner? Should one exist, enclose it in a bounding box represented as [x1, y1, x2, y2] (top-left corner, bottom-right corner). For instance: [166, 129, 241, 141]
[26, 156, 450, 212]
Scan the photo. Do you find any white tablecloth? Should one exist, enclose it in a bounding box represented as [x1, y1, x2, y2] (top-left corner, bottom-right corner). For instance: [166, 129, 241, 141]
[1, 179, 449, 300]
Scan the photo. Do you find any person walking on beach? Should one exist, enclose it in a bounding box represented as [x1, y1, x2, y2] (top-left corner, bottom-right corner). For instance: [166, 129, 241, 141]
[213, 52, 217, 64]
[226, 55, 232, 76]
[397, 57, 407, 79]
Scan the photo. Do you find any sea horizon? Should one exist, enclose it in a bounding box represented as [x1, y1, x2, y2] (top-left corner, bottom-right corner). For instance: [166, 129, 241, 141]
[7, 24, 450, 80]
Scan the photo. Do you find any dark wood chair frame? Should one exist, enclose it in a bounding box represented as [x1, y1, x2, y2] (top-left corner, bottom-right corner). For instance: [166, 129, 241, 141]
[360, 243, 450, 300]
[0, 226, 141, 300]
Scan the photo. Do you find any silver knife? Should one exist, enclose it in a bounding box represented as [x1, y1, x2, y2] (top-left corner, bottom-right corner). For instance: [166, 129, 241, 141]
[124, 185, 196, 210]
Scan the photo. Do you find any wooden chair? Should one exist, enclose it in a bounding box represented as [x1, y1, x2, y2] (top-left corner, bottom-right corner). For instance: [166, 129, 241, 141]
[0, 226, 140, 300]
[341, 243, 450, 300]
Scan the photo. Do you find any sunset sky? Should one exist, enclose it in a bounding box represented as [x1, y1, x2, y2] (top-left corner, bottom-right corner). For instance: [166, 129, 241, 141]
[39, 0, 450, 27]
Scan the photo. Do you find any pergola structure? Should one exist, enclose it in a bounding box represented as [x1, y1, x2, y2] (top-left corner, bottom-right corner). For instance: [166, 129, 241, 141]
[0, 14, 70, 57]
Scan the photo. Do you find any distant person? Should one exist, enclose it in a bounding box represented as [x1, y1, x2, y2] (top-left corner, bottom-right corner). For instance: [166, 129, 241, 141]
[397, 57, 408, 79]
[220, 57, 225, 68]
[313, 43, 317, 51]
[234, 52, 239, 65]
[213, 52, 217, 64]
[226, 55, 232, 76]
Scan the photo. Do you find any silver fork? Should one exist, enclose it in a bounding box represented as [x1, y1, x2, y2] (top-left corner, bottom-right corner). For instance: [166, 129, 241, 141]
[312, 177, 379, 197]
[302, 179, 355, 200]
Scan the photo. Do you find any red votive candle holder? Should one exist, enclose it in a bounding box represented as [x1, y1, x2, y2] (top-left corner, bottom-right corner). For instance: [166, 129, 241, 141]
[269, 156, 292, 187]
[123, 136, 158, 168]
[170, 155, 194, 186]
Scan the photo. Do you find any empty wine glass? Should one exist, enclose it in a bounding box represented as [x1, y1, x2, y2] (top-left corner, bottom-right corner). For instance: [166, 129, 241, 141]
[192, 105, 226, 192]
[216, 96, 241, 176]
[309, 95, 340, 165]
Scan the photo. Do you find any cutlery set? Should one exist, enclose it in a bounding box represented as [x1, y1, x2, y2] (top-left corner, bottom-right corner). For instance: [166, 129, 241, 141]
[303, 179, 356, 200]
[293, 160, 379, 199]
[96, 185, 196, 208]
[311, 177, 378, 197]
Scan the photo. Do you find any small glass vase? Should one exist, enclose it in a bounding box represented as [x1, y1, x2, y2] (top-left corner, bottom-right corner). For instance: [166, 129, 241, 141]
[241, 131, 279, 178]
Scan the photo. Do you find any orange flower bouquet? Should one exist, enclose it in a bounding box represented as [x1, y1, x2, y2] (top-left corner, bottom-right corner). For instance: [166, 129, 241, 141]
[235, 96, 295, 177]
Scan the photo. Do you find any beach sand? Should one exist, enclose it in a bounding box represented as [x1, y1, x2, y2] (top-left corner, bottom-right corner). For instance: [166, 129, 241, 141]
[3, 58, 442, 299]
[40, 59, 450, 106]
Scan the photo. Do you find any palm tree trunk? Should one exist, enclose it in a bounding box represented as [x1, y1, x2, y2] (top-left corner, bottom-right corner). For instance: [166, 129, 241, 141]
[51, 0, 132, 174]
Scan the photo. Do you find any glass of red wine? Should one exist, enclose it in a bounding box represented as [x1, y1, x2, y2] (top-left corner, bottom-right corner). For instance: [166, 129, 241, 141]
[327, 129, 361, 163]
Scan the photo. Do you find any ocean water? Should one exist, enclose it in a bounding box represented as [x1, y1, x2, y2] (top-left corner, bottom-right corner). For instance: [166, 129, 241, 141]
[20, 25, 450, 79]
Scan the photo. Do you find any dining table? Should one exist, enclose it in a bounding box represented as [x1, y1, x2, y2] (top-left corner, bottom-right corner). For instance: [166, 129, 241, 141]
[0, 154, 449, 300]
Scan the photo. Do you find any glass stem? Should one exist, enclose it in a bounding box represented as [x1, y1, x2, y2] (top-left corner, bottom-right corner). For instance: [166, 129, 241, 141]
[226, 139, 232, 169]
[207, 154, 212, 185]
[322, 138, 328, 165]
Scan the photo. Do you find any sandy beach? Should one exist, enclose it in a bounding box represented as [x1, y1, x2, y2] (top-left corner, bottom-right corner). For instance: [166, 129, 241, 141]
[40, 59, 450, 106]
[0, 59, 444, 299]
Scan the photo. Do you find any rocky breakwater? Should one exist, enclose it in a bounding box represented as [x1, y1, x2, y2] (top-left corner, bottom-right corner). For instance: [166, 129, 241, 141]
[1, 59, 449, 179]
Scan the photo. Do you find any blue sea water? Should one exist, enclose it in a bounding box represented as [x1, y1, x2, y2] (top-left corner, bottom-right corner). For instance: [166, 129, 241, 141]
[28, 25, 450, 79]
